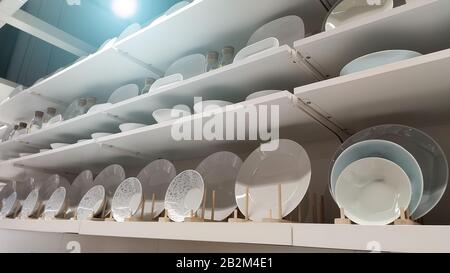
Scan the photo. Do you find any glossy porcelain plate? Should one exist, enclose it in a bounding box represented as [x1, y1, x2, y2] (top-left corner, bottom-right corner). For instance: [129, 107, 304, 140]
[235, 139, 311, 221]
[332, 124, 448, 220]
[324, 0, 394, 31]
[335, 157, 412, 225]
[248, 15, 305, 47]
[20, 189, 39, 219]
[196, 152, 243, 221]
[119, 123, 147, 132]
[0, 192, 19, 218]
[76, 185, 106, 220]
[43, 187, 67, 219]
[340, 50, 422, 75]
[193, 100, 233, 114]
[36, 175, 70, 203]
[165, 54, 207, 80]
[331, 140, 423, 214]
[137, 159, 177, 220]
[152, 107, 191, 123]
[94, 164, 126, 215]
[165, 170, 205, 222]
[234, 37, 279, 63]
[246, 90, 283, 101]
[112, 178, 143, 222]
[66, 170, 94, 217]
[108, 84, 139, 104]
[91, 132, 113, 139]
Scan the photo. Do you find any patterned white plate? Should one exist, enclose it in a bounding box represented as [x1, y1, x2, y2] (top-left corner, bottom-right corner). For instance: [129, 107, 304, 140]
[112, 178, 143, 222]
[165, 170, 204, 222]
[76, 185, 106, 221]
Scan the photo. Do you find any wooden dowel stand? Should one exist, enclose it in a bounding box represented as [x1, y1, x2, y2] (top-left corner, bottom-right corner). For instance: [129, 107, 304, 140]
[334, 208, 351, 225]
[228, 187, 250, 223]
[394, 208, 420, 225]
[263, 184, 288, 223]
[158, 209, 171, 222]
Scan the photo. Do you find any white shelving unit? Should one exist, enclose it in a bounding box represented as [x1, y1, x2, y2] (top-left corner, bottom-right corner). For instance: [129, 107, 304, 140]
[0, 219, 79, 234]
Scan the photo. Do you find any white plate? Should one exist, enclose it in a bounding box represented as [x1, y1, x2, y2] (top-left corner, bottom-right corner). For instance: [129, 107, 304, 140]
[193, 100, 233, 114]
[36, 175, 70, 203]
[235, 139, 311, 222]
[196, 152, 243, 221]
[324, 0, 394, 31]
[50, 143, 71, 149]
[91, 132, 113, 139]
[165, 170, 205, 222]
[165, 54, 207, 80]
[335, 157, 412, 225]
[87, 103, 113, 114]
[76, 185, 106, 220]
[119, 123, 147, 132]
[0, 192, 18, 219]
[94, 165, 126, 215]
[118, 23, 141, 41]
[248, 15, 305, 47]
[149, 73, 183, 92]
[234, 37, 279, 63]
[112, 178, 143, 222]
[108, 84, 140, 104]
[331, 140, 423, 214]
[340, 50, 422, 75]
[152, 107, 191, 123]
[20, 189, 39, 219]
[246, 90, 283, 101]
[137, 159, 177, 220]
[43, 187, 67, 219]
[66, 170, 94, 217]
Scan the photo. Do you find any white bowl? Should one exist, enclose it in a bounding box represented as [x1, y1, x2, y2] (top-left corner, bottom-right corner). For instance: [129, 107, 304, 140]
[119, 123, 147, 132]
[152, 108, 191, 123]
[335, 157, 412, 225]
[246, 90, 282, 101]
[50, 143, 71, 150]
[193, 100, 233, 114]
[91, 133, 113, 139]
[87, 103, 113, 114]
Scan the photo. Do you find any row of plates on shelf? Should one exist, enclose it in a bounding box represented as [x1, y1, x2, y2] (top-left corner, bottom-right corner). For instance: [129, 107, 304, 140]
[0, 139, 311, 223]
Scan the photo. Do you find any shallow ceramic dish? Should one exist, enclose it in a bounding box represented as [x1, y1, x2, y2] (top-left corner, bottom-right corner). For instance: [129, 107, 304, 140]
[43, 187, 67, 219]
[76, 185, 106, 220]
[108, 84, 139, 104]
[152, 107, 191, 123]
[87, 103, 113, 114]
[331, 124, 448, 220]
[193, 100, 233, 114]
[340, 50, 422, 75]
[118, 23, 141, 41]
[50, 143, 71, 150]
[165, 170, 205, 222]
[324, 0, 394, 31]
[335, 157, 412, 225]
[119, 123, 147, 132]
[0, 192, 19, 219]
[246, 90, 283, 101]
[149, 73, 183, 92]
[111, 178, 143, 222]
[91, 132, 113, 139]
[248, 16, 305, 47]
[196, 152, 243, 221]
[235, 139, 311, 222]
[66, 170, 94, 217]
[137, 159, 177, 220]
[165, 54, 207, 80]
[234, 38, 279, 63]
[93, 165, 126, 216]
[331, 139, 423, 214]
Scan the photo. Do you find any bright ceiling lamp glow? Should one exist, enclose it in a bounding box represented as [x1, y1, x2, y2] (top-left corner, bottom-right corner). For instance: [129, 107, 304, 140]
[112, 0, 138, 18]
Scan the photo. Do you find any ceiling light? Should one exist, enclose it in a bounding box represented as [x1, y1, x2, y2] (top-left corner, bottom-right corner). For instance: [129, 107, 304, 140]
[112, 0, 138, 18]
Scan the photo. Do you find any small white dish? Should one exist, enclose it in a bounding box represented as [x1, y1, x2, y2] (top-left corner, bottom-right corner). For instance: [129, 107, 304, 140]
[76, 185, 106, 221]
[87, 103, 113, 114]
[193, 100, 233, 114]
[149, 73, 183, 92]
[43, 187, 67, 219]
[246, 90, 283, 101]
[165, 54, 207, 80]
[20, 189, 40, 219]
[340, 50, 422, 76]
[234, 37, 279, 63]
[66, 170, 94, 217]
[119, 123, 147, 132]
[335, 157, 412, 225]
[118, 23, 141, 41]
[165, 170, 205, 222]
[91, 132, 113, 139]
[248, 15, 305, 47]
[50, 143, 71, 150]
[111, 178, 143, 222]
[152, 107, 191, 123]
[94, 164, 126, 216]
[108, 84, 139, 104]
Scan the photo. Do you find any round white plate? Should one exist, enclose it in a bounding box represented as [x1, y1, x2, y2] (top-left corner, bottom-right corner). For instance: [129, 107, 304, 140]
[119, 123, 147, 132]
[236, 139, 311, 221]
[43, 187, 67, 219]
[108, 84, 139, 104]
[165, 54, 207, 80]
[87, 103, 113, 114]
[0, 192, 18, 218]
[77, 185, 106, 220]
[324, 0, 394, 31]
[165, 170, 205, 222]
[67, 170, 94, 214]
[36, 175, 70, 203]
[20, 189, 39, 219]
[335, 157, 412, 225]
[196, 152, 242, 221]
[193, 100, 233, 114]
[331, 139, 423, 214]
[112, 178, 143, 222]
[246, 90, 283, 101]
[91, 132, 113, 139]
[94, 165, 126, 215]
[152, 107, 191, 123]
[332, 124, 448, 220]
[248, 15, 305, 47]
[340, 50, 422, 76]
[137, 159, 177, 220]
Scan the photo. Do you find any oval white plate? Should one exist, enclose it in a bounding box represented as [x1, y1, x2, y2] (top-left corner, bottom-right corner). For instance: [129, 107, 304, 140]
[20, 189, 40, 219]
[119, 123, 147, 132]
[0, 192, 18, 218]
[66, 170, 94, 216]
[43, 187, 67, 219]
[137, 159, 177, 220]
[340, 50, 422, 76]
[152, 107, 191, 123]
[108, 84, 139, 104]
[236, 139, 311, 222]
[234, 37, 279, 63]
[94, 165, 126, 216]
[87, 103, 113, 114]
[248, 15, 305, 47]
[77, 139, 90, 143]
[91, 132, 113, 139]
[165, 54, 207, 80]
[165, 170, 205, 222]
[331, 139, 423, 214]
[35, 175, 70, 203]
[335, 157, 412, 225]
[193, 100, 233, 114]
[196, 152, 243, 221]
[77, 185, 106, 220]
[50, 143, 71, 150]
[112, 178, 143, 222]
[149, 73, 183, 92]
[246, 90, 283, 101]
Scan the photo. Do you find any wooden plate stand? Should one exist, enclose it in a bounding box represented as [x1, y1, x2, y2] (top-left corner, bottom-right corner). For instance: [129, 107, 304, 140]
[394, 208, 420, 225]
[228, 186, 250, 223]
[262, 184, 289, 223]
[334, 208, 351, 225]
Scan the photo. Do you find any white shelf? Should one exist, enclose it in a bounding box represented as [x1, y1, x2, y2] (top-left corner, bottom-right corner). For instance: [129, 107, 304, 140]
[292, 224, 450, 253]
[294, 0, 450, 78]
[295, 48, 450, 133]
[79, 222, 292, 246]
[115, 0, 326, 71]
[0, 219, 79, 234]
[0, 48, 155, 124]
